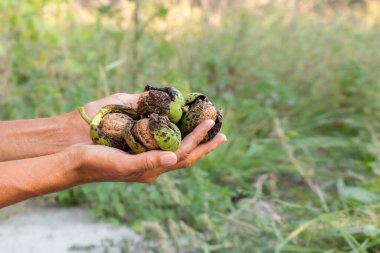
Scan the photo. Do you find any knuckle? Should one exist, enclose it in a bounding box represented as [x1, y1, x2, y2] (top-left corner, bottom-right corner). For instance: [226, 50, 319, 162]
[180, 151, 191, 161]
[189, 131, 205, 144]
[143, 157, 158, 171]
[114, 92, 124, 98]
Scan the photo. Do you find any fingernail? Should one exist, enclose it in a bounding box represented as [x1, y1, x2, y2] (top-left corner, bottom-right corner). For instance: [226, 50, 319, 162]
[220, 134, 227, 142]
[160, 153, 177, 166]
[205, 119, 215, 127]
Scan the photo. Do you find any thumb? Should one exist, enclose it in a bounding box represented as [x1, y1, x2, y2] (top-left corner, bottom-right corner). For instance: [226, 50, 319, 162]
[130, 151, 178, 172]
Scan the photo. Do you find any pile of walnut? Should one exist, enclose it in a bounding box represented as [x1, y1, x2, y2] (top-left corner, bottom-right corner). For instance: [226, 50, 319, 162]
[79, 85, 223, 153]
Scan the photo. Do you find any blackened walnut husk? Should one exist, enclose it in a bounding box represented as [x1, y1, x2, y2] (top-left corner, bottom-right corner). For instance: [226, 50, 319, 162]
[180, 94, 223, 142]
[137, 85, 185, 124]
[137, 90, 171, 117]
[124, 113, 181, 154]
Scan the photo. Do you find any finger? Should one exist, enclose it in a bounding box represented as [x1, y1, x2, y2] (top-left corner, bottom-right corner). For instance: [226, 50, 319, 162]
[113, 93, 140, 109]
[176, 120, 215, 161]
[164, 133, 227, 172]
[129, 150, 178, 172]
[80, 145, 177, 183]
[84, 93, 141, 118]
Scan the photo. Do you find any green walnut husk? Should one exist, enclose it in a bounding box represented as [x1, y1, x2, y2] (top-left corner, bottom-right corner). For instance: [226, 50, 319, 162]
[179, 93, 223, 142]
[78, 104, 138, 151]
[137, 85, 185, 124]
[124, 113, 182, 154]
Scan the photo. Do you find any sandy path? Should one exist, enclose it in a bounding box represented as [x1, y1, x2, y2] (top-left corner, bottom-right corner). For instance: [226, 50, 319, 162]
[0, 203, 142, 253]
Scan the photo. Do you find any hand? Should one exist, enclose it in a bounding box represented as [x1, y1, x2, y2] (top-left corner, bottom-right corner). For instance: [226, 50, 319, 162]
[83, 93, 140, 119]
[0, 93, 141, 162]
[67, 93, 140, 145]
[71, 120, 227, 184]
[0, 94, 226, 207]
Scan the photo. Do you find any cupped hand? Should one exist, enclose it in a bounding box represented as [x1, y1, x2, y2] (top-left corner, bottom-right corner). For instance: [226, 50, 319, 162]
[71, 120, 227, 184]
[69, 93, 140, 144]
[83, 93, 140, 119]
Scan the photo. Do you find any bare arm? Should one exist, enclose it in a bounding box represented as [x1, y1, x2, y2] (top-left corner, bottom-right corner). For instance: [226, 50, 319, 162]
[0, 149, 80, 207]
[0, 93, 139, 162]
[0, 112, 87, 161]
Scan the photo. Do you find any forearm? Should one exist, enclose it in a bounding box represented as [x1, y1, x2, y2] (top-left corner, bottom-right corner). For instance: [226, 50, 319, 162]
[0, 111, 89, 161]
[0, 149, 81, 208]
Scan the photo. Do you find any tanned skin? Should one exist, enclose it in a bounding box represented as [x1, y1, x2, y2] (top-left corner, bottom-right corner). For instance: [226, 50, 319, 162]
[0, 93, 227, 208]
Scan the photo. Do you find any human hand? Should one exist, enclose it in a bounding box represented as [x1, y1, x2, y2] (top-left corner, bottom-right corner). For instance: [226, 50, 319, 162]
[70, 120, 227, 184]
[0, 93, 139, 162]
[0, 93, 226, 207]
[83, 93, 140, 119]
[66, 93, 140, 145]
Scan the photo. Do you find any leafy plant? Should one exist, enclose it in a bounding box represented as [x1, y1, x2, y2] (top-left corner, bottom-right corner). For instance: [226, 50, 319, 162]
[2, 0, 380, 252]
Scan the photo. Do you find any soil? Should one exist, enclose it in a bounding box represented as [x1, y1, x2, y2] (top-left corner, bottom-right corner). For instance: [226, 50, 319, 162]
[0, 201, 142, 253]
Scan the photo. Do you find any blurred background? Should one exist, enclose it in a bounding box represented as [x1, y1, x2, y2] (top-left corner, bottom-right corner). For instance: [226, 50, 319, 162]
[1, 0, 380, 252]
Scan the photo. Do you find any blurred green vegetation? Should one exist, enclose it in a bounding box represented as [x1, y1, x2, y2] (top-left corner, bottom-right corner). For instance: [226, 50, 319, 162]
[2, 0, 380, 252]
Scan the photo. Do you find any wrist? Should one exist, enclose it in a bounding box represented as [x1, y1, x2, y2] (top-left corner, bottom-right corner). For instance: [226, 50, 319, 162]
[54, 110, 93, 185]
[62, 145, 88, 186]
[0, 113, 89, 161]
[55, 110, 91, 147]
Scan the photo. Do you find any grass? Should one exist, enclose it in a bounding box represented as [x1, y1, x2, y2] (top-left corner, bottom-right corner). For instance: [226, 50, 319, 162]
[2, 0, 380, 252]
